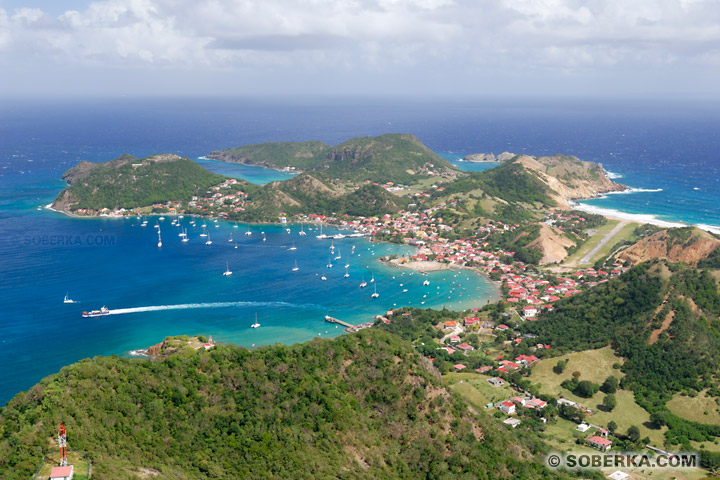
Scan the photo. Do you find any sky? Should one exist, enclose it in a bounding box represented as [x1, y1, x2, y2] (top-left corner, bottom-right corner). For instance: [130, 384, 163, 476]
[1, 0, 720, 98]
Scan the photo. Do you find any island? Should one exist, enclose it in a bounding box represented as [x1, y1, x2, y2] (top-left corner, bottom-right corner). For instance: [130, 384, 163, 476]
[12, 133, 720, 479]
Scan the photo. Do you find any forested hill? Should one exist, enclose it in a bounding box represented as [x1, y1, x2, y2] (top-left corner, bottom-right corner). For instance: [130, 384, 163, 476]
[208, 134, 457, 184]
[0, 329, 569, 480]
[523, 261, 720, 405]
[52, 154, 225, 213]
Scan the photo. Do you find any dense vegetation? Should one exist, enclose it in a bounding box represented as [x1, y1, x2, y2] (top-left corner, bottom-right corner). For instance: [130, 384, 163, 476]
[210, 134, 456, 184]
[0, 329, 570, 480]
[55, 155, 225, 211]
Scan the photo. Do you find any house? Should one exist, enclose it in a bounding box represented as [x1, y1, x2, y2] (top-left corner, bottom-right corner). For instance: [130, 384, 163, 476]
[475, 365, 492, 373]
[522, 306, 538, 318]
[526, 398, 547, 409]
[607, 471, 629, 480]
[576, 423, 591, 432]
[587, 435, 613, 451]
[454, 364, 467, 371]
[497, 401, 516, 415]
[464, 317, 479, 326]
[444, 320, 457, 329]
[449, 335, 461, 343]
[50, 466, 74, 480]
[515, 354, 539, 366]
[503, 418, 522, 428]
[512, 396, 526, 406]
[496, 324, 509, 331]
[487, 377, 505, 387]
[456, 342, 475, 352]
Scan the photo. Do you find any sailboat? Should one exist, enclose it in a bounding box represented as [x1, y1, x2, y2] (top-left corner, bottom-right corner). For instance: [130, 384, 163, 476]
[288, 241, 297, 251]
[299, 223, 306, 236]
[423, 279, 430, 286]
[245, 226, 252, 236]
[292, 260, 299, 272]
[262, 232, 266, 242]
[181, 228, 189, 242]
[228, 232, 233, 243]
[327, 257, 333, 268]
[330, 239, 335, 252]
[63, 292, 76, 304]
[371, 283, 379, 298]
[205, 233, 212, 245]
[370, 274, 375, 283]
[251, 313, 260, 328]
[316, 224, 327, 239]
[359, 277, 367, 288]
[157, 229, 162, 247]
[321, 269, 327, 281]
[199, 227, 208, 238]
[140, 217, 148, 227]
[344, 266, 349, 278]
[223, 261, 232, 276]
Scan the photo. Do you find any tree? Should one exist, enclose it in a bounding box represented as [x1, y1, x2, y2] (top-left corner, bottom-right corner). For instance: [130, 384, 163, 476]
[601, 376, 618, 394]
[575, 380, 599, 398]
[627, 425, 641, 443]
[602, 393, 617, 411]
[649, 412, 666, 429]
[553, 359, 567, 374]
[572, 370, 581, 379]
[607, 421, 617, 434]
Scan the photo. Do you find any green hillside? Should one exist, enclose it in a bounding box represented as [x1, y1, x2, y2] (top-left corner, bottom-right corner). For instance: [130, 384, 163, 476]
[0, 330, 569, 480]
[209, 134, 456, 184]
[53, 154, 225, 212]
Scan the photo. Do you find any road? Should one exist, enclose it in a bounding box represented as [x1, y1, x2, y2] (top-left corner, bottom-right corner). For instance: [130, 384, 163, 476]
[578, 221, 628, 266]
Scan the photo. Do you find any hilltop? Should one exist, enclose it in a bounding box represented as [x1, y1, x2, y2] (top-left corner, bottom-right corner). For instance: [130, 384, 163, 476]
[208, 134, 457, 184]
[52, 154, 225, 214]
[616, 226, 720, 266]
[0, 329, 568, 480]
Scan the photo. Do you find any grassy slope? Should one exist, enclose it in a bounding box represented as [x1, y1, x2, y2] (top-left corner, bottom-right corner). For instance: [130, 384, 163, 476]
[211, 141, 331, 170]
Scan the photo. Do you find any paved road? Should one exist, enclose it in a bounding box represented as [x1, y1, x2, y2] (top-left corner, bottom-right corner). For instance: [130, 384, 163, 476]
[578, 221, 628, 266]
[441, 325, 463, 343]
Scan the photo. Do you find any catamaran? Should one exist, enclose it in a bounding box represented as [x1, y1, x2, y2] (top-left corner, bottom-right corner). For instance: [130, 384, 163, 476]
[205, 233, 212, 245]
[299, 224, 306, 236]
[316, 224, 327, 239]
[251, 313, 260, 328]
[371, 284, 379, 298]
[359, 277, 367, 288]
[245, 226, 252, 236]
[223, 261, 232, 276]
[423, 279, 430, 286]
[181, 228, 189, 242]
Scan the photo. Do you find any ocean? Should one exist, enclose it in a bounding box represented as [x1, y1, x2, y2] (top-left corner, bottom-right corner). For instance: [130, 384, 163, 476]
[1, 96, 719, 405]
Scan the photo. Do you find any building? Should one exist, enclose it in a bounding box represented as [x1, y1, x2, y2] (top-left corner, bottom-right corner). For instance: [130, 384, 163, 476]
[587, 435, 613, 451]
[503, 418, 522, 428]
[487, 377, 505, 387]
[50, 465, 74, 480]
[497, 401, 516, 415]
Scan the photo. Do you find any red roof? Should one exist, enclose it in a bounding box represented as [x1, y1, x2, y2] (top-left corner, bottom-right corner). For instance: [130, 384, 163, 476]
[587, 435, 612, 446]
[501, 401, 514, 407]
[50, 466, 74, 478]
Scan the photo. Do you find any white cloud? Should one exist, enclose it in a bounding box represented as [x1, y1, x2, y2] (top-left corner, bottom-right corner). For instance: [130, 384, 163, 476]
[1, 0, 720, 96]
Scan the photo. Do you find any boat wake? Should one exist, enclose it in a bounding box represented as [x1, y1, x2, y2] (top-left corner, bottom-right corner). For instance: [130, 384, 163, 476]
[108, 301, 319, 315]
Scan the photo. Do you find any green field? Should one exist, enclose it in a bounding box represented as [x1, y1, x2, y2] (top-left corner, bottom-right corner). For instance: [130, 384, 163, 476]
[529, 346, 624, 398]
[530, 347, 668, 446]
[444, 372, 515, 408]
[667, 390, 720, 425]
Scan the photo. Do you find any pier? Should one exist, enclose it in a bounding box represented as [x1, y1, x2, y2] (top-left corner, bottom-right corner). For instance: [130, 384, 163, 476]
[324, 315, 356, 330]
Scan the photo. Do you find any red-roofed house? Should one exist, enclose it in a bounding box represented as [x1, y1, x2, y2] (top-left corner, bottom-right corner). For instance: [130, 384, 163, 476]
[476, 365, 493, 373]
[498, 401, 516, 415]
[526, 398, 547, 409]
[444, 320, 457, 329]
[449, 335, 461, 343]
[456, 342, 475, 352]
[496, 324, 509, 330]
[522, 306, 538, 318]
[587, 435, 612, 451]
[464, 317, 479, 326]
[454, 364, 467, 371]
[515, 354, 539, 366]
[50, 466, 74, 480]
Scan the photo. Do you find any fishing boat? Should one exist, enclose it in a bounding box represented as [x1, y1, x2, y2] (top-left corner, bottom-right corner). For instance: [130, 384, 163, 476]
[82, 306, 110, 318]
[223, 261, 232, 276]
[63, 292, 76, 304]
[250, 313, 260, 328]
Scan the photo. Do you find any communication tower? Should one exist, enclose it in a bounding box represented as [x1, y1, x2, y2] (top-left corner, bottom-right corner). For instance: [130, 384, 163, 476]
[57, 422, 67, 466]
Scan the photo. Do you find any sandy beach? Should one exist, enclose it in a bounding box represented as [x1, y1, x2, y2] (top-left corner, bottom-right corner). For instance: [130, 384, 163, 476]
[389, 259, 450, 272]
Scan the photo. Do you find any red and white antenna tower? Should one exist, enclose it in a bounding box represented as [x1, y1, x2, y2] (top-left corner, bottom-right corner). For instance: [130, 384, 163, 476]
[58, 422, 67, 466]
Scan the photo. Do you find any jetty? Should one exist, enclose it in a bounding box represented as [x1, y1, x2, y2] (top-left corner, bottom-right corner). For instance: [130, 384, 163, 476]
[324, 315, 357, 331]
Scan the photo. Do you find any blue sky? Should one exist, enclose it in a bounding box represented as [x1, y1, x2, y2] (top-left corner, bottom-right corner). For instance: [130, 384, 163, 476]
[2, 0, 720, 98]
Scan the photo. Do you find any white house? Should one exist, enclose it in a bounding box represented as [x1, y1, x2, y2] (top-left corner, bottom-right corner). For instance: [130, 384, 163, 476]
[497, 401, 516, 415]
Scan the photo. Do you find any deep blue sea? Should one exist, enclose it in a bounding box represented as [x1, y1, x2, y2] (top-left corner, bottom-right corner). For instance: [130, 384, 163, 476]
[1, 96, 719, 405]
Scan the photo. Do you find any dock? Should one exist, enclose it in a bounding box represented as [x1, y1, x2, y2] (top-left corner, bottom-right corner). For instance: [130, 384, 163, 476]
[324, 315, 356, 330]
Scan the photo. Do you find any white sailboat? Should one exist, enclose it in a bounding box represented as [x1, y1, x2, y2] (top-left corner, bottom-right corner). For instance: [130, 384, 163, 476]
[199, 227, 208, 238]
[181, 228, 189, 242]
[262, 232, 266, 242]
[63, 292, 76, 304]
[292, 260, 299, 272]
[327, 257, 333, 268]
[359, 277, 367, 288]
[344, 266, 349, 278]
[223, 261, 232, 276]
[330, 239, 334, 252]
[228, 232, 233, 243]
[205, 233, 212, 245]
[316, 224, 327, 239]
[157, 229, 162, 247]
[245, 226, 252, 236]
[299, 223, 306, 236]
[288, 241, 297, 251]
[370, 274, 375, 283]
[423, 279, 430, 286]
[371, 283, 379, 298]
[251, 313, 260, 328]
